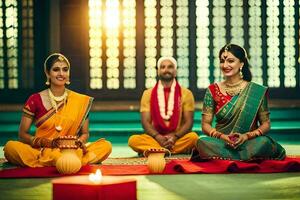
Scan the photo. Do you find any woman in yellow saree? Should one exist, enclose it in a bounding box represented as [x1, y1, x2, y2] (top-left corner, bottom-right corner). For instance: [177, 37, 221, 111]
[4, 53, 112, 167]
[192, 44, 285, 161]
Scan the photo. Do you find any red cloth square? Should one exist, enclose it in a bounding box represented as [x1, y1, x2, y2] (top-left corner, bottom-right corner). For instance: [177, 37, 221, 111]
[52, 175, 136, 200]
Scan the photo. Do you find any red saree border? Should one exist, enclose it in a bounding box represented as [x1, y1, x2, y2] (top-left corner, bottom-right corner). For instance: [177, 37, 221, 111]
[35, 101, 65, 127]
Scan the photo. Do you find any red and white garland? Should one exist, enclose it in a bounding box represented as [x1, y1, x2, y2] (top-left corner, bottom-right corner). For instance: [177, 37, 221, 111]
[157, 80, 176, 120]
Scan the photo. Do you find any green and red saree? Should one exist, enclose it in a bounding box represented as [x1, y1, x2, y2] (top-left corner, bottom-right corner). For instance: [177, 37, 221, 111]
[193, 82, 286, 161]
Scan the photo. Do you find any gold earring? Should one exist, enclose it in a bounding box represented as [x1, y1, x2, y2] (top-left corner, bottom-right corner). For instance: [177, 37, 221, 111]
[66, 80, 70, 85]
[239, 67, 243, 79]
[45, 77, 50, 85]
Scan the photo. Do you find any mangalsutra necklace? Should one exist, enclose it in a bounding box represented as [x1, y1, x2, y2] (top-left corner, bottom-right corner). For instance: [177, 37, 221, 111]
[224, 79, 244, 96]
[48, 89, 68, 132]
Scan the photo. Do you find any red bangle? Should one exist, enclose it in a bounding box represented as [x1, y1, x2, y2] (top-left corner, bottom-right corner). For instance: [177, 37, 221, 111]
[246, 133, 251, 140]
[257, 128, 263, 135]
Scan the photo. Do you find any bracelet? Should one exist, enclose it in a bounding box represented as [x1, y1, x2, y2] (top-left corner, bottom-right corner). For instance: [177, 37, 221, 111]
[32, 137, 51, 148]
[75, 138, 84, 148]
[208, 128, 223, 139]
[246, 131, 256, 140]
[208, 128, 216, 137]
[215, 131, 223, 139]
[30, 136, 35, 146]
[257, 128, 263, 135]
[245, 132, 251, 140]
[31, 136, 39, 147]
[78, 138, 84, 144]
[246, 128, 263, 140]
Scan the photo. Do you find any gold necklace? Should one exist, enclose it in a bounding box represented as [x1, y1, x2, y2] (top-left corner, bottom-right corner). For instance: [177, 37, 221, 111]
[48, 89, 68, 132]
[224, 79, 244, 96]
[48, 89, 68, 102]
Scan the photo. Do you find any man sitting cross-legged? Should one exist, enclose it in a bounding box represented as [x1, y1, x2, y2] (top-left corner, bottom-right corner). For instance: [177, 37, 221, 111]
[128, 57, 198, 158]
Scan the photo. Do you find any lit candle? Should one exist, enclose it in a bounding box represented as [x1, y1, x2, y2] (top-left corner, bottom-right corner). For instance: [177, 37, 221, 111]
[88, 169, 102, 184]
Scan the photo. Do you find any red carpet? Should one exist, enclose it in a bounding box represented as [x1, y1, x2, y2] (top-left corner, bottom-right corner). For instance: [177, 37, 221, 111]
[171, 157, 300, 173]
[0, 157, 300, 178]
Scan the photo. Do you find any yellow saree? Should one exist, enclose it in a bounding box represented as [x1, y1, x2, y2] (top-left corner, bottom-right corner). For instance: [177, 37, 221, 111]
[4, 90, 112, 167]
[35, 91, 92, 139]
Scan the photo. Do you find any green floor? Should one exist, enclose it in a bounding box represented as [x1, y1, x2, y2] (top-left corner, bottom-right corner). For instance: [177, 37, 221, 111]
[0, 141, 300, 200]
[1, 173, 300, 200]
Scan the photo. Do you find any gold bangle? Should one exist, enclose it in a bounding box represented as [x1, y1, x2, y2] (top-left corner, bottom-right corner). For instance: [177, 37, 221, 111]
[246, 132, 256, 140]
[208, 128, 216, 137]
[77, 138, 84, 144]
[246, 133, 251, 140]
[31, 136, 39, 147]
[216, 132, 223, 139]
[30, 136, 35, 146]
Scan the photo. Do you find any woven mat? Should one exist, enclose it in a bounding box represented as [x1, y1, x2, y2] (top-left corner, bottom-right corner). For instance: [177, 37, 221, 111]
[0, 155, 191, 170]
[102, 154, 190, 165]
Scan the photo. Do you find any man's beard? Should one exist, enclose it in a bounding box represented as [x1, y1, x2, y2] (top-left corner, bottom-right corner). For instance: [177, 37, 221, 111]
[159, 73, 174, 82]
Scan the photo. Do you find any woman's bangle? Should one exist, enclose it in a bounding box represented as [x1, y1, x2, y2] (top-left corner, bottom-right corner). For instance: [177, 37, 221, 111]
[257, 128, 263, 135]
[246, 128, 263, 140]
[215, 131, 223, 139]
[208, 128, 216, 137]
[208, 128, 223, 139]
[31, 136, 40, 147]
[31, 137, 51, 148]
[30, 136, 36, 146]
[246, 131, 256, 140]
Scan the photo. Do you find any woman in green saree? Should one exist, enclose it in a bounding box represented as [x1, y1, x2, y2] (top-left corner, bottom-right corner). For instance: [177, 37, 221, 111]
[192, 44, 286, 161]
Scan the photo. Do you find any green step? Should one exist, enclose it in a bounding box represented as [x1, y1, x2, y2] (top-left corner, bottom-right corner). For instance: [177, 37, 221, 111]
[0, 109, 300, 135]
[1, 121, 300, 134]
[1, 108, 300, 123]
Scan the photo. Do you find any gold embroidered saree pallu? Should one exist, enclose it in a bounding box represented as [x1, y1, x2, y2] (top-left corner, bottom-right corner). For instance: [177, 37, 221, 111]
[194, 82, 286, 161]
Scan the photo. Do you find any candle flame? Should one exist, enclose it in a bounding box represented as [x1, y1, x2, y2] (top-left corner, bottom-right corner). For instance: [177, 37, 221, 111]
[89, 169, 102, 183]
